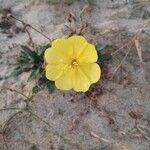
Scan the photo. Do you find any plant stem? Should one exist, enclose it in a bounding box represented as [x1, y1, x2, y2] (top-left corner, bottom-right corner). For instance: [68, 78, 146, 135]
[9, 15, 51, 41]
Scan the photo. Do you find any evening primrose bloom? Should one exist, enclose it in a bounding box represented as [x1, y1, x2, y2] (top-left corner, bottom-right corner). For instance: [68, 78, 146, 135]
[44, 35, 101, 92]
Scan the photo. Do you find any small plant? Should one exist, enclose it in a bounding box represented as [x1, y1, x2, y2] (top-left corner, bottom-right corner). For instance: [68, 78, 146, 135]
[10, 8, 112, 94]
[12, 40, 112, 94]
[12, 44, 55, 94]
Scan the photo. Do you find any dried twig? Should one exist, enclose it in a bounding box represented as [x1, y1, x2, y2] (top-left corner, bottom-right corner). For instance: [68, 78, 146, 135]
[26, 109, 59, 135]
[111, 35, 135, 56]
[79, 5, 90, 22]
[111, 45, 132, 79]
[78, 23, 88, 35]
[137, 124, 150, 142]
[25, 29, 35, 48]
[2, 134, 9, 150]
[0, 86, 29, 100]
[26, 109, 83, 149]
[0, 111, 23, 150]
[134, 36, 143, 63]
[2, 111, 23, 132]
[0, 107, 21, 111]
[66, 5, 90, 37]
[90, 131, 112, 143]
[7, 14, 51, 41]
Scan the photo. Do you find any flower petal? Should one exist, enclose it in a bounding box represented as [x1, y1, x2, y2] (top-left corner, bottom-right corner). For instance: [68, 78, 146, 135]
[46, 64, 64, 81]
[78, 44, 98, 63]
[68, 36, 87, 58]
[72, 68, 91, 92]
[79, 63, 101, 83]
[44, 39, 73, 64]
[55, 70, 73, 90]
[44, 47, 61, 64]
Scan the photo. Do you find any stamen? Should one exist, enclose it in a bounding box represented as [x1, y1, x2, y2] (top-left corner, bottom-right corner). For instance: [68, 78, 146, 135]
[71, 59, 78, 66]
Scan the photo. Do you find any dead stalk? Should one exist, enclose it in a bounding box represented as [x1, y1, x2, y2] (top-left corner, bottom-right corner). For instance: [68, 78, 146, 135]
[137, 125, 150, 142]
[134, 36, 143, 63]
[90, 131, 112, 144]
[0, 108, 21, 111]
[111, 45, 131, 79]
[111, 35, 135, 56]
[2, 134, 9, 150]
[0, 86, 29, 100]
[8, 15, 51, 41]
[26, 109, 82, 149]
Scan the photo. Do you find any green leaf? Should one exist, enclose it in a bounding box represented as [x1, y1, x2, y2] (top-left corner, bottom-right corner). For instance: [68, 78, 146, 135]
[46, 80, 55, 93]
[32, 85, 39, 94]
[28, 68, 39, 81]
[98, 53, 112, 63]
[96, 44, 107, 51]
[11, 43, 55, 94]
[21, 45, 40, 63]
[30, 51, 41, 62]
[36, 47, 43, 57]
[42, 43, 51, 51]
[21, 45, 32, 55]
[11, 67, 23, 76]
[36, 43, 51, 57]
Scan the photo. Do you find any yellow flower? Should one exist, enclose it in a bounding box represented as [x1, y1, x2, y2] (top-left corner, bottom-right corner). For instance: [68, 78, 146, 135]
[44, 35, 101, 92]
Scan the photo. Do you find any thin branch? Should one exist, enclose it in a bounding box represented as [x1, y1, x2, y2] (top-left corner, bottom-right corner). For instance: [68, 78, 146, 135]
[26, 109, 61, 137]
[0, 86, 29, 100]
[2, 134, 9, 150]
[0, 111, 23, 150]
[79, 5, 90, 23]
[111, 42, 131, 56]
[111, 36, 135, 56]
[0, 107, 21, 111]
[137, 125, 150, 142]
[2, 111, 23, 133]
[8, 14, 51, 41]
[90, 131, 112, 144]
[26, 109, 82, 149]
[111, 45, 131, 79]
[25, 29, 35, 48]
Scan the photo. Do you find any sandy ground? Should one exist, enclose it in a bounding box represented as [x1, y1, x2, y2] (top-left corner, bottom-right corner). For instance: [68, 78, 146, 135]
[0, 0, 150, 150]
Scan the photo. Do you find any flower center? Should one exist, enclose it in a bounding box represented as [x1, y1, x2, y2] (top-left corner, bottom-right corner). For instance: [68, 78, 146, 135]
[71, 59, 78, 67]
[63, 59, 79, 71]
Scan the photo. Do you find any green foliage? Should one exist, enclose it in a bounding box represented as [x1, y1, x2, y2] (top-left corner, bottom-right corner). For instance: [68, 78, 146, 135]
[98, 53, 112, 63]
[12, 44, 55, 94]
[96, 45, 112, 64]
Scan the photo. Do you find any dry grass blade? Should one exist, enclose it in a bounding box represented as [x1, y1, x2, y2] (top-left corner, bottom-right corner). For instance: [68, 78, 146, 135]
[0, 108, 21, 111]
[111, 35, 136, 56]
[111, 42, 131, 56]
[2, 134, 9, 150]
[0, 86, 29, 99]
[79, 5, 90, 22]
[137, 124, 150, 141]
[134, 36, 143, 63]
[7, 14, 51, 41]
[68, 13, 76, 22]
[111, 45, 131, 79]
[90, 131, 111, 143]
[26, 109, 83, 149]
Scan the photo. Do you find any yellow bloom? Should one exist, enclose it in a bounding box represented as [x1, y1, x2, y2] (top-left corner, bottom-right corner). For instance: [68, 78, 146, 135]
[44, 35, 101, 92]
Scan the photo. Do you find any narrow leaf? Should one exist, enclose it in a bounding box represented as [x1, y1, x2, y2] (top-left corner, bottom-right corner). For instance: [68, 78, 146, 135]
[99, 53, 112, 63]
[28, 68, 39, 81]
[11, 67, 23, 76]
[32, 85, 39, 94]
[46, 80, 55, 93]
